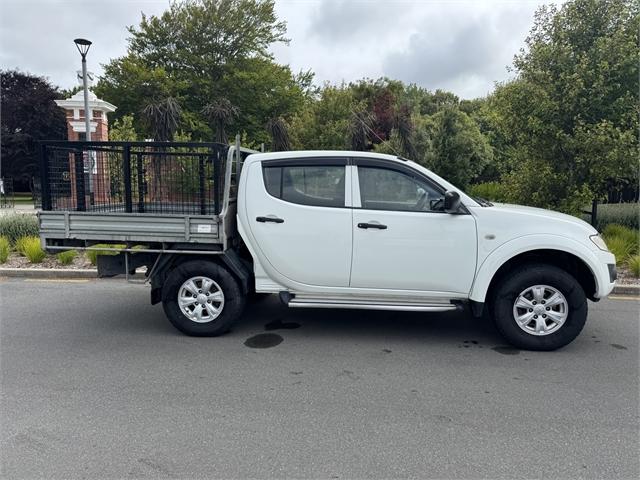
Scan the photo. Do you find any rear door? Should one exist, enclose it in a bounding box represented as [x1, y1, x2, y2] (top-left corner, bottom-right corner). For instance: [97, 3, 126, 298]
[244, 157, 352, 287]
[350, 159, 477, 294]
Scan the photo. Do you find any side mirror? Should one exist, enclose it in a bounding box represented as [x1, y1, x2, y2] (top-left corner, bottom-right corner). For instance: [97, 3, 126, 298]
[444, 191, 461, 213]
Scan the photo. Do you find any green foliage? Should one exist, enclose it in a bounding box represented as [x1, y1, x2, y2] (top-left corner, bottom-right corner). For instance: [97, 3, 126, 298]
[0, 214, 38, 245]
[289, 85, 355, 149]
[0, 236, 9, 263]
[467, 182, 510, 203]
[56, 250, 77, 266]
[141, 97, 182, 141]
[628, 255, 640, 277]
[94, 0, 303, 143]
[488, 0, 639, 212]
[17, 236, 45, 263]
[606, 236, 633, 266]
[421, 107, 493, 190]
[596, 203, 640, 230]
[86, 244, 125, 266]
[109, 115, 138, 141]
[602, 224, 639, 255]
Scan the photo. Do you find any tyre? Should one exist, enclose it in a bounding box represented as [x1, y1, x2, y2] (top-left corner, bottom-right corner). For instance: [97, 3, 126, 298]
[491, 263, 587, 351]
[161, 260, 245, 336]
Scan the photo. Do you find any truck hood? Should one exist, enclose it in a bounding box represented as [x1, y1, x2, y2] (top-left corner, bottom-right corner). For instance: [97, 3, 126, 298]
[488, 202, 598, 235]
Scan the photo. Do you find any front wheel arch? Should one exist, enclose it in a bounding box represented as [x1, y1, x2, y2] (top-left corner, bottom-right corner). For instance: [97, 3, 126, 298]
[476, 248, 598, 304]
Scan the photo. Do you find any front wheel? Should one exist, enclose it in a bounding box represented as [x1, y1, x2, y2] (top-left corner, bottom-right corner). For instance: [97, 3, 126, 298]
[491, 264, 587, 351]
[161, 260, 245, 336]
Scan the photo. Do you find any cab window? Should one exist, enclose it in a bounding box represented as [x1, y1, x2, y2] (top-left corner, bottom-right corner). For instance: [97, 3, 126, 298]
[358, 166, 443, 212]
[263, 165, 346, 208]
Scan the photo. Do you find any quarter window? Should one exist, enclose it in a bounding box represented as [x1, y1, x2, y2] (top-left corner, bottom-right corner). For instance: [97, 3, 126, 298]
[263, 165, 346, 208]
[358, 166, 444, 212]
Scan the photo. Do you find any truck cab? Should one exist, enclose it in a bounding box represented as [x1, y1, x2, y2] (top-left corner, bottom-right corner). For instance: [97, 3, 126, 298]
[235, 151, 616, 350]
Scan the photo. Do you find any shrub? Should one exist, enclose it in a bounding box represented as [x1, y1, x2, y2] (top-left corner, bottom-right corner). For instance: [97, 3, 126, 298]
[602, 224, 639, 255]
[18, 236, 46, 263]
[86, 244, 125, 266]
[628, 255, 640, 277]
[467, 182, 510, 203]
[15, 236, 29, 256]
[595, 203, 639, 231]
[56, 250, 77, 266]
[0, 214, 38, 245]
[605, 236, 633, 266]
[0, 237, 9, 264]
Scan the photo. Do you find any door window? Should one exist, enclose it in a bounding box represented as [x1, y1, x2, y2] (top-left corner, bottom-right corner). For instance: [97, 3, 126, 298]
[263, 165, 345, 208]
[358, 166, 443, 212]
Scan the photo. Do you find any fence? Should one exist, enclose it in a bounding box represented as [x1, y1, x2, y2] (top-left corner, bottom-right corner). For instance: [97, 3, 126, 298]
[39, 141, 229, 215]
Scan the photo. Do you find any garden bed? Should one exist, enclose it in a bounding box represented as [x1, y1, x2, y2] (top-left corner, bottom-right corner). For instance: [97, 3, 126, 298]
[2, 251, 95, 270]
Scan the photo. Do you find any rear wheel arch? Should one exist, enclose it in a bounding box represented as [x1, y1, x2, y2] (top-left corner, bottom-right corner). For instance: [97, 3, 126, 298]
[150, 252, 251, 305]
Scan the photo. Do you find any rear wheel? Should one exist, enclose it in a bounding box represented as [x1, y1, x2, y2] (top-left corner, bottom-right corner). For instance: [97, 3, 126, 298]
[491, 263, 587, 351]
[161, 260, 245, 336]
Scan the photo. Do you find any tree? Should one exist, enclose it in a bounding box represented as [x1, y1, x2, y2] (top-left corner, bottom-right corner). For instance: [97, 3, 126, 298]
[94, 0, 305, 143]
[289, 85, 355, 150]
[491, 0, 639, 212]
[394, 103, 417, 159]
[348, 109, 373, 151]
[266, 117, 291, 151]
[0, 70, 66, 190]
[423, 107, 493, 190]
[202, 98, 239, 144]
[141, 97, 182, 141]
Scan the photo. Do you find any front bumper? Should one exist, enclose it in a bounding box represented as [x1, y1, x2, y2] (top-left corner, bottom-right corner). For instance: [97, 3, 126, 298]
[594, 250, 616, 299]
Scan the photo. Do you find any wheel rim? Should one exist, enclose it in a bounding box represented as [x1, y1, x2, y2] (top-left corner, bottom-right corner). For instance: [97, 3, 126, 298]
[512, 284, 568, 336]
[178, 276, 225, 323]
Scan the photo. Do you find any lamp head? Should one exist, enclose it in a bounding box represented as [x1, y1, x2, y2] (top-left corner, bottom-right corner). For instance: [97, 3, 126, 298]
[74, 38, 92, 57]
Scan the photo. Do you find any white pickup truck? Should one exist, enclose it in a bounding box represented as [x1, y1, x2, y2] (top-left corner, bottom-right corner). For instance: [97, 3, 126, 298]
[39, 142, 616, 350]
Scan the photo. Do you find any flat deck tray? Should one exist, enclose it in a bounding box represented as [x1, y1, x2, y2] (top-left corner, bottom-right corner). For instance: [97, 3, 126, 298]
[39, 211, 220, 244]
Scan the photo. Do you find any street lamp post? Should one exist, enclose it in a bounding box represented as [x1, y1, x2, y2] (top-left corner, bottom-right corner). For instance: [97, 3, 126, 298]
[74, 38, 93, 204]
[74, 38, 92, 141]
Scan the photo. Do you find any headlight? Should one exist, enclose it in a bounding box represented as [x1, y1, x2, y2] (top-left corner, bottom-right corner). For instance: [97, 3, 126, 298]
[590, 234, 609, 252]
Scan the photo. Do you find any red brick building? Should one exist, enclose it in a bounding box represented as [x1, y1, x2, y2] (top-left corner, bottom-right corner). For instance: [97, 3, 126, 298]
[55, 86, 116, 206]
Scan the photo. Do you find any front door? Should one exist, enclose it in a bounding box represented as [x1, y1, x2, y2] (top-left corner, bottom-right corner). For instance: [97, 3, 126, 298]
[350, 160, 477, 294]
[244, 158, 352, 287]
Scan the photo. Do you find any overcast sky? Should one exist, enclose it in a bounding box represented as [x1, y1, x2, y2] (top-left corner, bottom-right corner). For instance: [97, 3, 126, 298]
[0, 0, 560, 99]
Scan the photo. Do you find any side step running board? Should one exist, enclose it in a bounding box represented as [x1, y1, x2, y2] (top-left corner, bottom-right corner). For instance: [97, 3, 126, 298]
[279, 292, 462, 312]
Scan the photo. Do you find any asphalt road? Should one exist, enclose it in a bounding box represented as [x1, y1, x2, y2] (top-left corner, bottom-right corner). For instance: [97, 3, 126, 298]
[1, 277, 638, 479]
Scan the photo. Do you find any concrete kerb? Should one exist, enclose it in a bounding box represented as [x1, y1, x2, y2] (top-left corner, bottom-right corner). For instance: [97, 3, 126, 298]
[0, 268, 145, 281]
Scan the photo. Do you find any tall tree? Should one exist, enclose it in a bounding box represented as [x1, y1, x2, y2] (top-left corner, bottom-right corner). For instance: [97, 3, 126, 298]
[95, 0, 305, 143]
[0, 70, 66, 190]
[492, 0, 639, 212]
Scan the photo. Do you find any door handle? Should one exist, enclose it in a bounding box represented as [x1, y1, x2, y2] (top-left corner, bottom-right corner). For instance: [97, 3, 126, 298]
[256, 216, 284, 224]
[357, 222, 387, 230]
